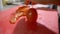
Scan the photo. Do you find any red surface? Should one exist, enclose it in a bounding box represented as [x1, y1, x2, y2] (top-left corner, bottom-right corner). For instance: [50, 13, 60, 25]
[0, 6, 59, 34]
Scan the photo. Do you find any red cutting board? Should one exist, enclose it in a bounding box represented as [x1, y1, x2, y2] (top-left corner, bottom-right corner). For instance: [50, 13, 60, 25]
[0, 6, 59, 34]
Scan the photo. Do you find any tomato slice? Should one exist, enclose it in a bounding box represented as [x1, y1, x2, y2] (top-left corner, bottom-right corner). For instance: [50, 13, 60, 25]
[10, 6, 37, 24]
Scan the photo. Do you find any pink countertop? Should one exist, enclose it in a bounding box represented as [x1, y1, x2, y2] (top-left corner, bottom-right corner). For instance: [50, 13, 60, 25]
[0, 6, 59, 34]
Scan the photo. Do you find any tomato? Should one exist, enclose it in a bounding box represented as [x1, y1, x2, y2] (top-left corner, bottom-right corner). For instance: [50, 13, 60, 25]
[26, 8, 37, 23]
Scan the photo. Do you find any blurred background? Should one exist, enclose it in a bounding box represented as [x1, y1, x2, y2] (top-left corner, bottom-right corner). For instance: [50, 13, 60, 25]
[0, 0, 59, 10]
[0, 0, 25, 10]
